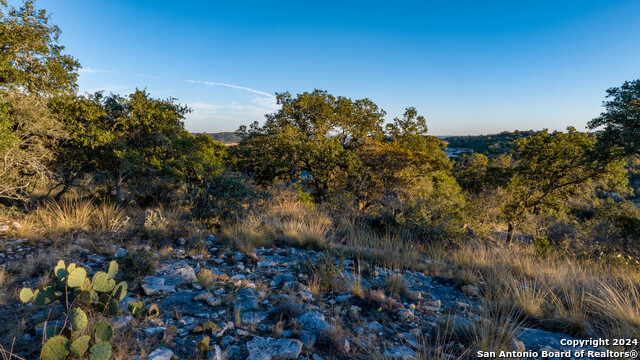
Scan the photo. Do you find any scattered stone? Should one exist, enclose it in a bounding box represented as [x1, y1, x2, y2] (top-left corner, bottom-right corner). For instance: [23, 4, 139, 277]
[383, 346, 418, 359]
[147, 347, 174, 360]
[235, 287, 259, 312]
[156, 261, 197, 286]
[109, 315, 134, 330]
[144, 327, 166, 336]
[246, 337, 303, 360]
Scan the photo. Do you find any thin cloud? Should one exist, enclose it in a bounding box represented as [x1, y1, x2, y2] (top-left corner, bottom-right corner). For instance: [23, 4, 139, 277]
[78, 67, 106, 74]
[186, 80, 274, 98]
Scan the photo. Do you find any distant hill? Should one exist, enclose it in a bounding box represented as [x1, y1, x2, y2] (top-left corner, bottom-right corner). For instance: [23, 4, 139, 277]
[199, 132, 241, 144]
[444, 130, 538, 157]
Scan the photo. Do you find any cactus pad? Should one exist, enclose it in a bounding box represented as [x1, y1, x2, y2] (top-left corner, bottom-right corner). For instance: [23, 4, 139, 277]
[111, 281, 127, 301]
[92, 321, 113, 342]
[67, 267, 87, 288]
[40, 335, 70, 360]
[107, 260, 118, 279]
[70, 335, 90, 357]
[33, 286, 57, 305]
[88, 342, 112, 360]
[54, 260, 67, 280]
[92, 271, 115, 292]
[19, 287, 33, 303]
[148, 303, 159, 317]
[128, 301, 143, 316]
[68, 308, 88, 332]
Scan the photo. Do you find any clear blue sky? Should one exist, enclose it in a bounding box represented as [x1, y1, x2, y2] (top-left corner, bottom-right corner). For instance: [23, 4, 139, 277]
[39, 0, 640, 135]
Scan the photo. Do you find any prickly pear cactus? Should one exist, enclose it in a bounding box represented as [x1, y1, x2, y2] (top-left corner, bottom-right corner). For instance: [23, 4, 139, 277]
[107, 261, 118, 280]
[128, 301, 143, 316]
[88, 342, 112, 360]
[67, 267, 87, 288]
[19, 259, 127, 360]
[92, 321, 113, 342]
[69, 335, 90, 357]
[91, 272, 115, 292]
[68, 308, 88, 332]
[40, 335, 70, 360]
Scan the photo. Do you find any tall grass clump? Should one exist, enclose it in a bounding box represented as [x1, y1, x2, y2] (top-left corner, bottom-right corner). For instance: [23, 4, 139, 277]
[92, 202, 128, 233]
[36, 197, 95, 234]
[220, 215, 265, 252]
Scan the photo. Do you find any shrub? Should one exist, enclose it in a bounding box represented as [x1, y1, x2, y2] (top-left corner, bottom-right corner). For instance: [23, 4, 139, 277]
[187, 172, 259, 227]
[119, 248, 156, 281]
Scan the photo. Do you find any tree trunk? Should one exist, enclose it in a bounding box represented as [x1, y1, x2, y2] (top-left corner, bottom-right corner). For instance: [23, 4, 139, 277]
[506, 222, 516, 245]
[115, 171, 123, 203]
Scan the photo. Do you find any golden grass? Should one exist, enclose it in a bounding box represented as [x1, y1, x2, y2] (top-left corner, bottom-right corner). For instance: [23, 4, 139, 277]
[92, 202, 128, 233]
[431, 240, 640, 341]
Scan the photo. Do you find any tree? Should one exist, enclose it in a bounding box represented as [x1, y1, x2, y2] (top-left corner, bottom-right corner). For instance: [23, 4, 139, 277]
[49, 90, 190, 203]
[588, 79, 640, 158]
[0, 0, 79, 204]
[454, 153, 489, 194]
[232, 90, 386, 201]
[502, 127, 628, 244]
[0, 0, 79, 95]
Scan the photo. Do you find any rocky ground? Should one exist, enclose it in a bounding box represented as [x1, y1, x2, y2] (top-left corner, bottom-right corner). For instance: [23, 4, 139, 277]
[0, 230, 612, 359]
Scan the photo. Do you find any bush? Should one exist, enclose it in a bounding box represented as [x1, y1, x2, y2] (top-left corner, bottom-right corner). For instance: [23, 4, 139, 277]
[119, 248, 156, 281]
[187, 172, 260, 227]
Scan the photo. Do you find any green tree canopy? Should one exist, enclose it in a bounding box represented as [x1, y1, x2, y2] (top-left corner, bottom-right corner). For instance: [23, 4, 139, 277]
[502, 127, 628, 243]
[0, 0, 79, 95]
[0, 0, 79, 204]
[588, 79, 640, 158]
[49, 90, 191, 203]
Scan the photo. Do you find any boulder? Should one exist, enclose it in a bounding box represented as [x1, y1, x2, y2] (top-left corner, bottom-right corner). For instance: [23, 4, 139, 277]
[246, 337, 303, 360]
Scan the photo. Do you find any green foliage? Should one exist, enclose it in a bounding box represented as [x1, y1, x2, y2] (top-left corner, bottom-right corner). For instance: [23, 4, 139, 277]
[187, 171, 258, 225]
[0, 0, 79, 204]
[454, 153, 489, 194]
[445, 130, 537, 157]
[232, 90, 386, 200]
[588, 79, 640, 158]
[119, 248, 156, 281]
[0, 0, 80, 94]
[502, 127, 629, 243]
[534, 236, 552, 257]
[48, 90, 191, 203]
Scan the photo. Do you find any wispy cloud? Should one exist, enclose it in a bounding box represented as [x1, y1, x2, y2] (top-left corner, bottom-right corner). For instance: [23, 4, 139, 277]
[78, 67, 106, 74]
[186, 80, 274, 98]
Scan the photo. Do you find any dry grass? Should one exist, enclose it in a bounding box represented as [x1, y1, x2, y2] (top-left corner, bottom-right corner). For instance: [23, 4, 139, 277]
[431, 240, 640, 342]
[92, 202, 128, 233]
[220, 215, 265, 253]
[35, 198, 95, 234]
[0, 267, 11, 305]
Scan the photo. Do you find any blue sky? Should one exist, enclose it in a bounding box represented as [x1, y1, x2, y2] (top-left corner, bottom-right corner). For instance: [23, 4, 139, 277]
[39, 0, 640, 135]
